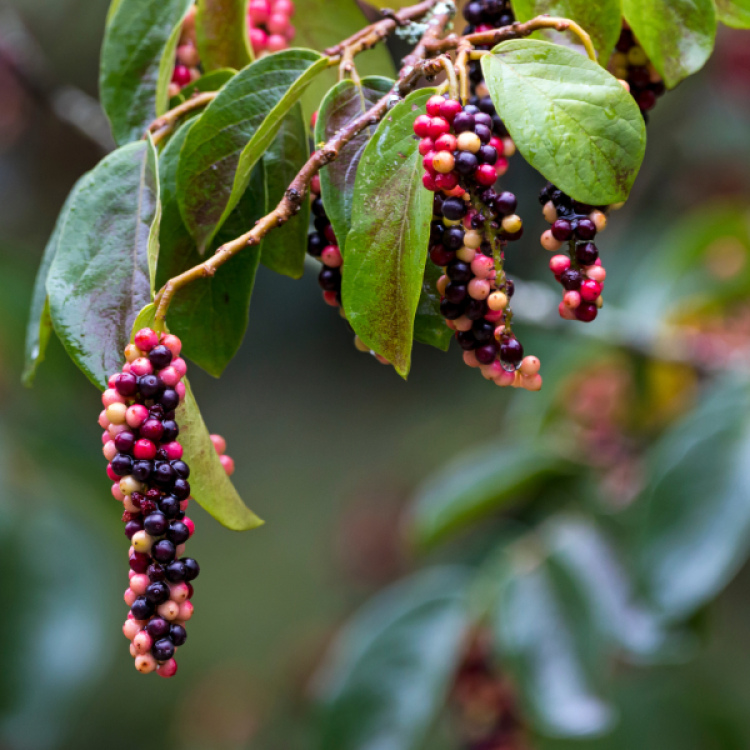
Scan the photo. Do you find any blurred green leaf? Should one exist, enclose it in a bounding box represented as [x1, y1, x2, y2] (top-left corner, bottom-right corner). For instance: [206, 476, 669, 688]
[511, 0, 622, 61]
[47, 140, 160, 389]
[23, 177, 86, 387]
[315, 76, 394, 256]
[101, 0, 194, 145]
[196, 0, 253, 72]
[409, 441, 578, 550]
[177, 49, 327, 253]
[157, 118, 264, 378]
[342, 88, 436, 378]
[414, 260, 453, 352]
[482, 40, 646, 205]
[715, 0, 750, 27]
[168, 67, 236, 108]
[490, 541, 616, 737]
[621, 0, 717, 88]
[178, 379, 263, 530]
[634, 377, 750, 621]
[314, 567, 470, 750]
[261, 103, 310, 279]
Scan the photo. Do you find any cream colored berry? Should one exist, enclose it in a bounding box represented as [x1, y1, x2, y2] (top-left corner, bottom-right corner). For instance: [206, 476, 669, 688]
[135, 654, 157, 674]
[487, 292, 508, 311]
[456, 245, 476, 263]
[119, 476, 143, 496]
[541, 229, 563, 252]
[131, 531, 154, 554]
[501, 214, 522, 234]
[457, 132, 481, 154]
[519, 356, 541, 376]
[105, 402, 127, 425]
[590, 210, 607, 232]
[502, 138, 516, 157]
[464, 230, 483, 249]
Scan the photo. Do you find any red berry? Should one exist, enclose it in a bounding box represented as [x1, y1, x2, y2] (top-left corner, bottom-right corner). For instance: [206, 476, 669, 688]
[413, 114, 432, 138]
[324, 224, 337, 244]
[267, 33, 288, 51]
[489, 136, 504, 156]
[439, 99, 463, 123]
[427, 117, 450, 140]
[249, 27, 268, 53]
[434, 133, 457, 152]
[575, 303, 598, 322]
[419, 138, 435, 156]
[133, 439, 157, 460]
[426, 95, 445, 116]
[430, 245, 455, 266]
[474, 164, 497, 186]
[579, 279, 602, 302]
[422, 151, 437, 175]
[422, 173, 438, 191]
[134, 328, 159, 352]
[171, 65, 191, 87]
[435, 172, 458, 191]
[549, 255, 571, 274]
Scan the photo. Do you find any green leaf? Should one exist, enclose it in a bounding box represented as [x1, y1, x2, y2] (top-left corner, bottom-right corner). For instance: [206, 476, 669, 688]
[634, 377, 750, 621]
[342, 89, 435, 378]
[23, 178, 86, 387]
[490, 541, 616, 737]
[715, 0, 750, 27]
[196, 0, 253, 72]
[314, 567, 470, 750]
[47, 140, 160, 389]
[408, 441, 577, 550]
[100, 0, 194, 145]
[157, 118, 264, 377]
[177, 49, 327, 253]
[414, 260, 453, 352]
[130, 302, 158, 340]
[177, 378, 263, 530]
[315, 76, 394, 256]
[621, 0, 717, 88]
[169, 68, 236, 109]
[511, 0, 623, 61]
[260, 103, 310, 279]
[481, 39, 646, 205]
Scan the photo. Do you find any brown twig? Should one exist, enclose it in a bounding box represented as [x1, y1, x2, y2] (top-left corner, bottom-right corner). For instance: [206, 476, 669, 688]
[146, 91, 218, 146]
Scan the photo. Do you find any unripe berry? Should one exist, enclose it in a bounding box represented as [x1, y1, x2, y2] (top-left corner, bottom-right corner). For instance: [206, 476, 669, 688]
[563, 290, 582, 309]
[157, 600, 180, 621]
[249, 27, 268, 53]
[157, 658, 179, 678]
[543, 201, 558, 223]
[521, 373, 543, 391]
[124, 344, 142, 363]
[248, 0, 271, 24]
[267, 33, 288, 51]
[134, 328, 159, 352]
[590, 210, 607, 232]
[471, 255, 493, 279]
[267, 13, 289, 34]
[130, 358, 153, 377]
[456, 245, 476, 263]
[131, 531, 154, 554]
[123, 619, 141, 640]
[124, 588, 137, 607]
[426, 95, 445, 116]
[463, 350, 481, 368]
[220, 454, 235, 476]
[549, 255, 571, 274]
[106, 403, 128, 425]
[103, 441, 117, 462]
[275, 0, 295, 16]
[457, 132, 481, 153]
[541, 230, 564, 252]
[495, 369, 516, 387]
[135, 654, 157, 674]
[125, 404, 148, 429]
[587, 265, 607, 283]
[519, 356, 541, 376]
[133, 630, 153, 654]
[487, 292, 508, 311]
[501, 214, 522, 233]
[433, 152, 455, 174]
[159, 366, 181, 387]
[178, 600, 194, 621]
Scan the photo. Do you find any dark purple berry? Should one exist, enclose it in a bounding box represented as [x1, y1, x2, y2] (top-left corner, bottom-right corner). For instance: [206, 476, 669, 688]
[144, 511, 168, 536]
[442, 197, 467, 221]
[463, 1, 484, 23]
[474, 112, 493, 129]
[499, 337, 524, 366]
[172, 478, 190, 500]
[153, 539, 176, 564]
[311, 197, 326, 217]
[464, 298, 488, 321]
[153, 638, 175, 661]
[181, 557, 200, 581]
[444, 227, 465, 250]
[111, 453, 133, 477]
[154, 462, 176, 487]
[576, 242, 599, 265]
[472, 320, 495, 343]
[115, 372, 138, 397]
[318, 267, 341, 292]
[161, 419, 179, 443]
[167, 521, 190, 545]
[132, 460, 153, 482]
[125, 519, 143, 539]
[148, 345, 172, 370]
[440, 298, 464, 320]
[137, 374, 162, 398]
[147, 617, 171, 639]
[165, 560, 186, 582]
[114, 431, 136, 454]
[456, 330, 477, 351]
[445, 283, 468, 304]
[494, 191, 517, 216]
[453, 112, 475, 133]
[477, 145, 497, 165]
[131, 596, 155, 620]
[455, 151, 479, 175]
[145, 581, 170, 604]
[574, 218, 597, 240]
[551, 219, 573, 241]
[148, 563, 166, 581]
[129, 551, 149, 573]
[308, 232, 325, 257]
[560, 268, 583, 291]
[475, 342, 499, 365]
[447, 261, 472, 284]
[160, 495, 180, 518]
[160, 389, 180, 411]
[170, 624, 187, 646]
[171, 460, 190, 479]
[474, 123, 491, 144]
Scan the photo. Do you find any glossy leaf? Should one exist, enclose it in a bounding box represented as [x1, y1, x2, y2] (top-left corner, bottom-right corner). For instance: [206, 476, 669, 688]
[47, 140, 160, 389]
[196, 0, 253, 71]
[315, 76, 394, 256]
[490, 542, 616, 737]
[100, 0, 194, 145]
[634, 377, 750, 621]
[177, 379, 263, 530]
[622, 0, 717, 88]
[715, 0, 750, 27]
[261, 103, 309, 279]
[342, 89, 435, 378]
[511, 0, 622, 61]
[482, 40, 646, 205]
[542, 514, 674, 663]
[169, 68, 236, 108]
[23, 178, 85, 387]
[409, 441, 576, 550]
[177, 49, 327, 253]
[314, 567, 470, 750]
[414, 261, 453, 352]
[157, 118, 264, 378]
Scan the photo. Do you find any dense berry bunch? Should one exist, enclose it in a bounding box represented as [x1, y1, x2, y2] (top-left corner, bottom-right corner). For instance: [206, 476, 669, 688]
[609, 26, 666, 121]
[99, 328, 216, 677]
[538, 183, 608, 323]
[170, 6, 201, 98]
[418, 95, 542, 391]
[247, 0, 296, 56]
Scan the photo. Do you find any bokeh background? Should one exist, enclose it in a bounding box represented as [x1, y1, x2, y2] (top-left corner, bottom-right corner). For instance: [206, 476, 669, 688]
[1, 2, 750, 749]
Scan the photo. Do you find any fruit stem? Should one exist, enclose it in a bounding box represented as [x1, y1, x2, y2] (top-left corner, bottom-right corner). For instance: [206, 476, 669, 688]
[440, 55, 459, 100]
[144, 91, 218, 146]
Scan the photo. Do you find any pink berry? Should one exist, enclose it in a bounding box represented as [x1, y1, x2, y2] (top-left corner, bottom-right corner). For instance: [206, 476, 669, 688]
[102, 388, 125, 407]
[563, 290, 582, 309]
[103, 441, 117, 462]
[439, 98, 462, 123]
[267, 12, 289, 34]
[484, 309, 504, 324]
[580, 279, 602, 302]
[133, 630, 153, 654]
[474, 165, 497, 186]
[98, 410, 111, 429]
[107, 373, 119, 389]
[133, 439, 157, 460]
[324, 225, 337, 244]
[101, 431, 110, 446]
[159, 366, 181, 387]
[413, 114, 431, 138]
[130, 357, 153, 377]
[471, 254, 493, 279]
[495, 369, 516, 387]
[274, 0, 294, 14]
[106, 463, 119, 482]
[175, 382, 186, 402]
[210, 433, 226, 455]
[130, 574, 150, 596]
[248, 0, 271, 24]
[249, 27, 268, 53]
[108, 423, 128, 439]
[178, 600, 194, 621]
[112, 483, 125, 502]
[171, 357, 188, 377]
[123, 619, 141, 640]
[135, 654, 157, 674]
[495, 157, 509, 175]
[310, 175, 321, 194]
[176, 43, 200, 67]
[463, 350, 480, 368]
[468, 279, 491, 300]
[161, 333, 182, 358]
[220, 454, 235, 476]
[124, 588, 137, 607]
[549, 255, 571, 274]
[267, 33, 288, 51]
[125, 404, 149, 429]
[321, 245, 343, 268]
[184, 517, 195, 537]
[170, 582, 190, 603]
[587, 265, 607, 283]
[164, 441, 183, 460]
[157, 658, 178, 678]
[558, 301, 576, 320]
[172, 65, 191, 87]
[134, 328, 159, 351]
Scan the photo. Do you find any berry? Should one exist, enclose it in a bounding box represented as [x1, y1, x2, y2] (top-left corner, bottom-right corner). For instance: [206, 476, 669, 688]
[182, 558, 200, 581]
[576, 242, 599, 265]
[551, 219, 573, 241]
[152, 638, 175, 662]
[145, 581, 170, 605]
[170, 623, 187, 646]
[499, 337, 524, 366]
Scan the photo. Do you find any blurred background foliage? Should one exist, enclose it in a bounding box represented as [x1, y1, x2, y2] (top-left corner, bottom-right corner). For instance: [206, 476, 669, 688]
[2, 1, 750, 749]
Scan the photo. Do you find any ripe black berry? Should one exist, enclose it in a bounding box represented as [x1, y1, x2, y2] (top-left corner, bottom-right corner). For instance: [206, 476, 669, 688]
[172, 478, 190, 500]
[166, 560, 186, 582]
[560, 268, 583, 291]
[447, 261, 472, 284]
[453, 112, 475, 133]
[170, 624, 187, 646]
[152, 638, 175, 661]
[147, 617, 171, 639]
[576, 242, 599, 265]
[145, 581, 170, 604]
[500, 337, 524, 366]
[182, 557, 200, 581]
[457, 330, 477, 350]
[442, 197, 467, 220]
[160, 389, 180, 411]
[132, 460, 153, 481]
[148, 345, 173, 370]
[171, 460, 190, 478]
[137, 374, 161, 398]
[318, 267, 341, 292]
[131, 596, 155, 620]
[152, 539, 176, 564]
[144, 511, 168, 536]
[111, 454, 133, 476]
[444, 227, 465, 250]
[154, 462, 176, 487]
[160, 495, 180, 518]
[574, 218, 597, 240]
[445, 283, 468, 304]
[167, 521, 190, 545]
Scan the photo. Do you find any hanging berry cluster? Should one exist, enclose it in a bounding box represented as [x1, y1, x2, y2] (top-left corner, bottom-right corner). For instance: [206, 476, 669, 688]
[416, 94, 542, 391]
[169, 1, 296, 98]
[539, 185, 608, 323]
[99, 328, 230, 677]
[247, 0, 296, 56]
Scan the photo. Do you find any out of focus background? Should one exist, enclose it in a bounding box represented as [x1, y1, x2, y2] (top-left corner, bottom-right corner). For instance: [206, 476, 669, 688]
[2, 2, 750, 749]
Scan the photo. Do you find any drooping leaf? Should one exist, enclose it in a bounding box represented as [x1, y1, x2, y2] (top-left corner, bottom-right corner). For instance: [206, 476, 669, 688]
[715, 0, 750, 27]
[177, 379, 263, 530]
[621, 0, 717, 88]
[157, 118, 264, 378]
[342, 88, 435, 378]
[177, 49, 327, 253]
[169, 68, 236, 108]
[292, 0, 395, 117]
[511, 0, 623, 61]
[130, 303, 158, 339]
[23, 177, 86, 387]
[313, 567, 470, 750]
[489, 541, 616, 737]
[315, 76, 394, 256]
[47, 140, 160, 389]
[414, 260, 453, 352]
[260, 103, 310, 279]
[100, 0, 194, 145]
[634, 377, 750, 621]
[196, 0, 253, 72]
[482, 40, 646, 205]
[542, 514, 676, 663]
[409, 441, 577, 550]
